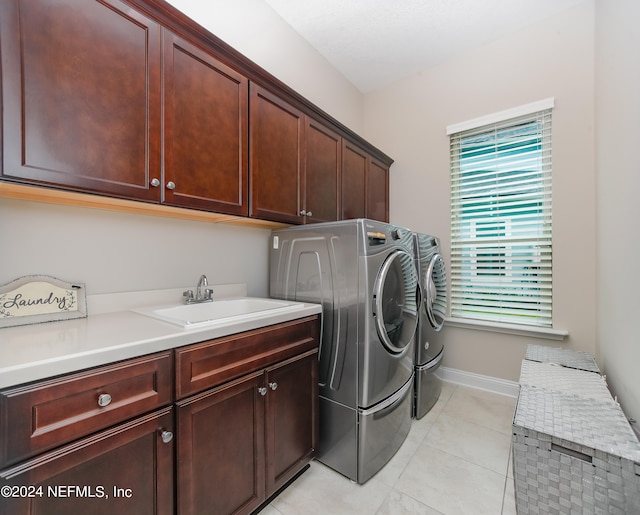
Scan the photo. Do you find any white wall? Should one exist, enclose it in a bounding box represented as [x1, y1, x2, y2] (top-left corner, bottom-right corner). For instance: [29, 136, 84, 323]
[0, 198, 271, 295]
[595, 0, 640, 433]
[363, 1, 597, 381]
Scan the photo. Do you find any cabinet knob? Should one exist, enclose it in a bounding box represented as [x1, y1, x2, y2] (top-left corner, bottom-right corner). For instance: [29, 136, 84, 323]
[306, 211, 313, 217]
[97, 393, 112, 407]
[166, 181, 176, 190]
[150, 178, 160, 187]
[160, 430, 174, 444]
[299, 209, 307, 216]
[258, 387, 267, 396]
[269, 382, 278, 391]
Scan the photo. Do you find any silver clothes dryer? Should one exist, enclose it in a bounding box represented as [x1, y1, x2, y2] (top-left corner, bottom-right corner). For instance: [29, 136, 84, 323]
[270, 219, 418, 483]
[413, 233, 447, 419]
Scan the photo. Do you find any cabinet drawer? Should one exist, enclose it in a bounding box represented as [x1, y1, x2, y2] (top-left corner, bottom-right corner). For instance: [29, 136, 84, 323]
[0, 351, 172, 468]
[175, 316, 319, 399]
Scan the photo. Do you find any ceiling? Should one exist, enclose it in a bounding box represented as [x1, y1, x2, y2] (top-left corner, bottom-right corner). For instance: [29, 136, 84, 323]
[264, 0, 586, 93]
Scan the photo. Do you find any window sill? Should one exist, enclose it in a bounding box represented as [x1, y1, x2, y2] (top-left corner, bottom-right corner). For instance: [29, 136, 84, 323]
[445, 317, 569, 341]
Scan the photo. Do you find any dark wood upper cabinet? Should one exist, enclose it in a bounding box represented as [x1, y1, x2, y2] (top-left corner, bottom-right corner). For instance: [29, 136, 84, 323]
[0, 0, 391, 223]
[341, 140, 390, 223]
[341, 140, 368, 220]
[162, 31, 248, 215]
[304, 119, 341, 224]
[0, 0, 162, 201]
[250, 84, 305, 224]
[367, 157, 390, 222]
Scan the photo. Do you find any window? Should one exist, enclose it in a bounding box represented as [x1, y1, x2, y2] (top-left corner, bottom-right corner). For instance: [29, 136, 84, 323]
[448, 100, 553, 328]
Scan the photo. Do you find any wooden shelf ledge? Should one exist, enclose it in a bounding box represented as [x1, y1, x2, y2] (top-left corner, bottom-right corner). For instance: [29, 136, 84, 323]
[0, 182, 288, 230]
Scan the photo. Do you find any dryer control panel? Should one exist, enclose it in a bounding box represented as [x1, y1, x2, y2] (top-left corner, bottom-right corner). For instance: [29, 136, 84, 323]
[367, 231, 387, 246]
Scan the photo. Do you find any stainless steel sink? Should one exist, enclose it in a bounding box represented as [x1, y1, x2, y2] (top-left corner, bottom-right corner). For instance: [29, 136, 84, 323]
[133, 297, 306, 328]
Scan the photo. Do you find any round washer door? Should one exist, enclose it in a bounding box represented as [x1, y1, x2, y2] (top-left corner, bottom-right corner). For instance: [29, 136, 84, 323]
[373, 249, 419, 353]
[424, 252, 447, 331]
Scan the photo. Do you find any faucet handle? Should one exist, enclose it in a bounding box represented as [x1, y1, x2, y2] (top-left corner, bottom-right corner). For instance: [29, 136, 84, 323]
[183, 290, 194, 301]
[204, 288, 214, 300]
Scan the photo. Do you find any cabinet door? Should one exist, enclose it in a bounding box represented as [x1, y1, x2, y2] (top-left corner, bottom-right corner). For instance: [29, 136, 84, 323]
[250, 84, 305, 224]
[305, 119, 341, 224]
[341, 140, 367, 219]
[367, 157, 389, 222]
[177, 371, 266, 515]
[0, 408, 174, 515]
[265, 350, 319, 496]
[163, 32, 249, 215]
[0, 0, 161, 201]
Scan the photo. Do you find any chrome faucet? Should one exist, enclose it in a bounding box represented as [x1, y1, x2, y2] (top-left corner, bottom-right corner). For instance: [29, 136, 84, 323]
[183, 274, 214, 304]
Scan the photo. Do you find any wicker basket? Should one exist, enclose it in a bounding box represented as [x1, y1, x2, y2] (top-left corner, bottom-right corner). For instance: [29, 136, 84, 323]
[513, 346, 640, 514]
[513, 387, 640, 514]
[519, 360, 612, 403]
[524, 344, 600, 374]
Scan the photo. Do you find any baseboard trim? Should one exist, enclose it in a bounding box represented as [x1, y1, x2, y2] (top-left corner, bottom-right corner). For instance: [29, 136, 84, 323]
[435, 366, 519, 398]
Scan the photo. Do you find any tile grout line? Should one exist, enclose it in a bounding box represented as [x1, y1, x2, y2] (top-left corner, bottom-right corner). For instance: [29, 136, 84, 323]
[500, 445, 513, 514]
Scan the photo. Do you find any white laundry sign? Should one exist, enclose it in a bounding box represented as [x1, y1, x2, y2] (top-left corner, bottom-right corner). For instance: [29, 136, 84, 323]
[0, 276, 87, 328]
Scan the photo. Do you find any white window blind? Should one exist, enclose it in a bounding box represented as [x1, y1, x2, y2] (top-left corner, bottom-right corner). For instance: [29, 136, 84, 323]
[449, 106, 553, 328]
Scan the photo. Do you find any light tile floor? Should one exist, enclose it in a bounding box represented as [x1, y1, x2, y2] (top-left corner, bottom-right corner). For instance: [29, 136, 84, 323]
[265, 382, 518, 515]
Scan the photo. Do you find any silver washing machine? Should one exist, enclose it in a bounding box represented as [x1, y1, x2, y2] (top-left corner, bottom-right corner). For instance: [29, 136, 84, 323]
[413, 233, 447, 419]
[270, 219, 418, 483]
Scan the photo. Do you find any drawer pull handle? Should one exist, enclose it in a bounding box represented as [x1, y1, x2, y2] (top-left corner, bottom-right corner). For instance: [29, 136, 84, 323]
[160, 430, 174, 444]
[269, 382, 278, 391]
[97, 393, 112, 407]
[258, 387, 267, 396]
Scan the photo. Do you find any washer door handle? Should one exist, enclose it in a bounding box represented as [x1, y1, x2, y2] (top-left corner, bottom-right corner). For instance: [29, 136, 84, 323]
[425, 253, 446, 331]
[373, 249, 418, 353]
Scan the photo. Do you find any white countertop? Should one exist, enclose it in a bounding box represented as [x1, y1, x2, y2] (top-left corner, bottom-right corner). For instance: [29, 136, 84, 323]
[0, 284, 322, 389]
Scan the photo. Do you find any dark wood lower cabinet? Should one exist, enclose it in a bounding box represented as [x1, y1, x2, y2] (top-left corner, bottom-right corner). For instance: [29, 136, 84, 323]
[0, 317, 320, 515]
[0, 407, 174, 515]
[177, 350, 318, 515]
[266, 351, 318, 497]
[177, 371, 265, 515]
